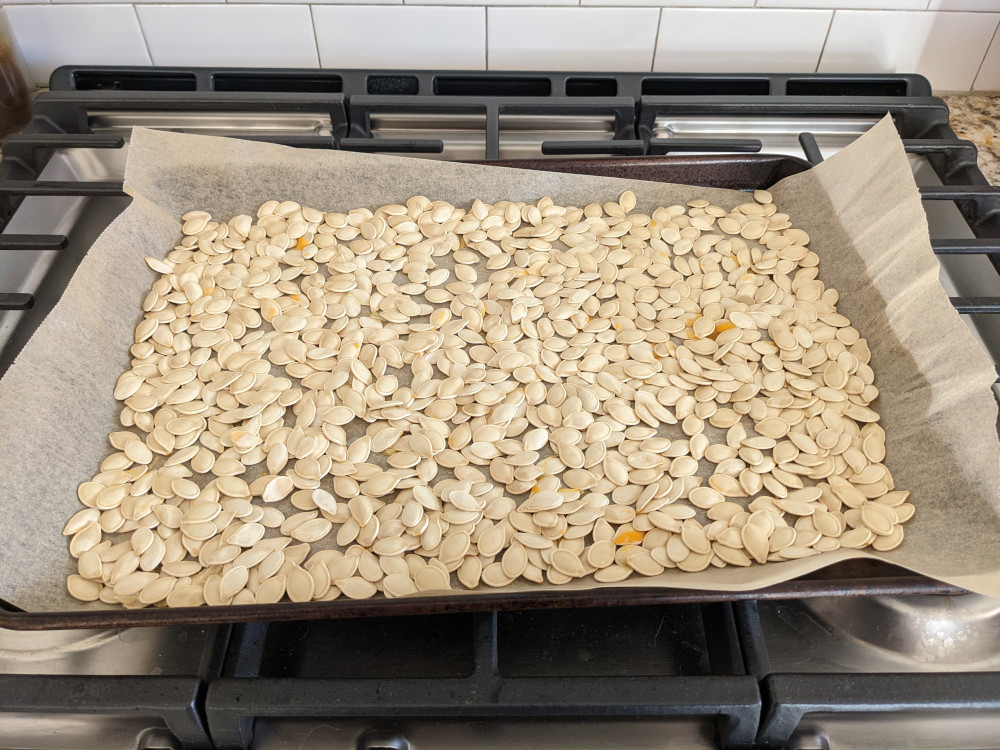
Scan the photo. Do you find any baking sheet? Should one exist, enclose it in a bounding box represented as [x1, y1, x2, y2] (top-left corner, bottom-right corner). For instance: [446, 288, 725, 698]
[1, 115, 998, 612]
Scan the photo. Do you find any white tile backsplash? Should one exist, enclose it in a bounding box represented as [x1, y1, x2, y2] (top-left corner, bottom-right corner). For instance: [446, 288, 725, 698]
[136, 5, 318, 67]
[408, 0, 576, 6]
[313, 6, 484, 69]
[239, 0, 402, 5]
[4, 2, 999, 92]
[654, 9, 832, 73]
[4, 4, 150, 85]
[927, 0, 1000, 11]
[487, 7, 660, 72]
[582, 0, 754, 7]
[759, 0, 924, 8]
[819, 10, 999, 91]
[974, 24, 1000, 89]
[53, 0, 208, 5]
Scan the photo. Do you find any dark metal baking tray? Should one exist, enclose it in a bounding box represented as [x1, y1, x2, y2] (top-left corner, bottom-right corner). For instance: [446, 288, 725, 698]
[0, 153, 963, 630]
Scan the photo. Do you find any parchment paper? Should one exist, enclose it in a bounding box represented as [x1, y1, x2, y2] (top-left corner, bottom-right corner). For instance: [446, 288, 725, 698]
[2, 115, 998, 612]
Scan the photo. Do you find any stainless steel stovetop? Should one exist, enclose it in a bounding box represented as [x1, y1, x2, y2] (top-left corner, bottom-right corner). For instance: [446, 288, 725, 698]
[1, 69, 998, 750]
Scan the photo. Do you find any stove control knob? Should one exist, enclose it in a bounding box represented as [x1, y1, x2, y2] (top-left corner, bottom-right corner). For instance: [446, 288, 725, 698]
[357, 729, 411, 750]
[786, 728, 831, 750]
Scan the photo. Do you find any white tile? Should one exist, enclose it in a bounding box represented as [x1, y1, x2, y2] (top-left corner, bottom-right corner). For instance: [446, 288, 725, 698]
[242, 0, 401, 5]
[4, 4, 149, 86]
[409, 0, 575, 6]
[313, 6, 484, 68]
[819, 11, 999, 91]
[583, 0, 753, 7]
[759, 0, 924, 8]
[2, 0, 49, 5]
[136, 5, 318, 67]
[928, 0, 1000, 11]
[653, 9, 831, 73]
[53, 0, 208, 5]
[488, 8, 659, 72]
[974, 23, 1000, 89]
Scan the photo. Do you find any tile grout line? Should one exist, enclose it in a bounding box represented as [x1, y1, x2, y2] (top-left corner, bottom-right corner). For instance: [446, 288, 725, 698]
[484, 5, 489, 69]
[132, 3, 155, 66]
[968, 15, 999, 92]
[814, 8, 835, 74]
[308, 4, 322, 67]
[650, 7, 663, 72]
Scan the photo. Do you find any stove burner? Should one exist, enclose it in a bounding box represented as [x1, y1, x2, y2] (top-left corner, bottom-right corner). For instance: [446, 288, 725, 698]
[801, 594, 1000, 669]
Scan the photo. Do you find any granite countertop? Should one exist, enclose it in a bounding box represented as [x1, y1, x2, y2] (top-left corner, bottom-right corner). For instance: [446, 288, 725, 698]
[943, 94, 1000, 186]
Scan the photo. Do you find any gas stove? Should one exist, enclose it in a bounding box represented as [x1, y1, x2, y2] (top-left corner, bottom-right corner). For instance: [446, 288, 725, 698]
[0, 69, 998, 750]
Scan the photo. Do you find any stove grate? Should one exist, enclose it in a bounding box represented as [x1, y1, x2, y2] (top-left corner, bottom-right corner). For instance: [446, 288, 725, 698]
[204, 606, 761, 750]
[0, 70, 995, 623]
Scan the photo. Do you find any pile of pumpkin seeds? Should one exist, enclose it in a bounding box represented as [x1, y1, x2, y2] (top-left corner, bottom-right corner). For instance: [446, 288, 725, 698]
[64, 188, 911, 608]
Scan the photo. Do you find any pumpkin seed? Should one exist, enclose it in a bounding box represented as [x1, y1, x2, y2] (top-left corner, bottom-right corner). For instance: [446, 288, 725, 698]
[69, 191, 904, 607]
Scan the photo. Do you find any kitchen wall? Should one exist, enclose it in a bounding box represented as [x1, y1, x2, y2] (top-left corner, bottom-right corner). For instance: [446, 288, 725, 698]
[1, 0, 998, 92]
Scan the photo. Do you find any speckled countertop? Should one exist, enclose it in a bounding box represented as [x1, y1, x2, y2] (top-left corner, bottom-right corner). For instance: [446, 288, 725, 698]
[943, 94, 1000, 186]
